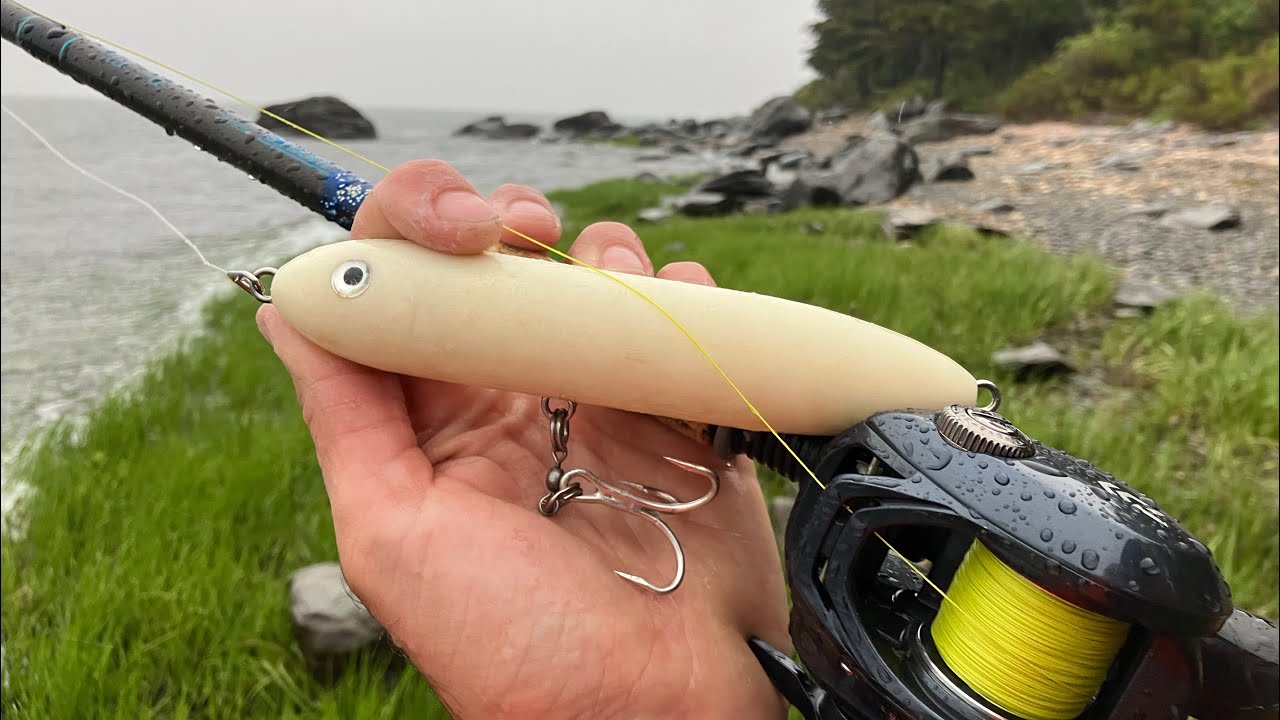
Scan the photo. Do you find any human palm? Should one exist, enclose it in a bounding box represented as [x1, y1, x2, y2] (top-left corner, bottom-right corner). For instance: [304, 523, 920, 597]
[258, 160, 791, 719]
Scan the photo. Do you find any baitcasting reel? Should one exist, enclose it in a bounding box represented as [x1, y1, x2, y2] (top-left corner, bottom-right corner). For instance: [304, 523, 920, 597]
[714, 401, 1279, 720]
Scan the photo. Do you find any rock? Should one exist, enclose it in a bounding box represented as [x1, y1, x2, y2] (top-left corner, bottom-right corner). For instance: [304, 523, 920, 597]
[1014, 160, 1068, 175]
[1113, 278, 1180, 313]
[633, 171, 664, 183]
[991, 341, 1075, 380]
[881, 206, 940, 240]
[289, 563, 387, 683]
[552, 110, 622, 138]
[760, 150, 812, 170]
[829, 133, 920, 205]
[922, 155, 974, 182]
[1096, 150, 1152, 171]
[887, 94, 929, 120]
[957, 145, 995, 157]
[899, 112, 1001, 144]
[637, 207, 672, 223]
[1159, 203, 1241, 231]
[816, 106, 852, 124]
[863, 110, 893, 135]
[1047, 137, 1077, 148]
[674, 192, 737, 217]
[972, 198, 1015, 214]
[802, 221, 826, 235]
[258, 96, 376, 139]
[695, 169, 774, 198]
[781, 174, 842, 209]
[453, 115, 539, 140]
[745, 96, 812, 142]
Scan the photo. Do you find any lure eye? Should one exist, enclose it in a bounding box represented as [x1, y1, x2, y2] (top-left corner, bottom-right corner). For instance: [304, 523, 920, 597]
[331, 260, 370, 298]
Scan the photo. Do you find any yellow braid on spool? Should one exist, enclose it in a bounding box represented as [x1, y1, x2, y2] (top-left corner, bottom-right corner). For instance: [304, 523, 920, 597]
[931, 541, 1131, 720]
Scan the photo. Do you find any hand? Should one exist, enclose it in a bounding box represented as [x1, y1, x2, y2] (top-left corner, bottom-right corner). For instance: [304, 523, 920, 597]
[256, 160, 791, 719]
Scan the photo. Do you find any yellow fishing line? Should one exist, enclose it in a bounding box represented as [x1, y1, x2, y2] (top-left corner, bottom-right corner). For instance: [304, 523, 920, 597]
[932, 541, 1131, 720]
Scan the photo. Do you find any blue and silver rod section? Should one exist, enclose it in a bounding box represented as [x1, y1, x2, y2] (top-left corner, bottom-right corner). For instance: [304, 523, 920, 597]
[1, 0, 373, 229]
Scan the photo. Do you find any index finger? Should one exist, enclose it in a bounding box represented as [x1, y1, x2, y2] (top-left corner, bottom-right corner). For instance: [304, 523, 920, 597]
[350, 159, 502, 254]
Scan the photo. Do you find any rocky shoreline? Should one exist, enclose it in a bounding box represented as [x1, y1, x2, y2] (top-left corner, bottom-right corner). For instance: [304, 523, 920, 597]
[456, 97, 1279, 313]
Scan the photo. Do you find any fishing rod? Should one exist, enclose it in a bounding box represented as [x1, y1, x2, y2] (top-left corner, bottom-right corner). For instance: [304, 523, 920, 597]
[3, 2, 1277, 719]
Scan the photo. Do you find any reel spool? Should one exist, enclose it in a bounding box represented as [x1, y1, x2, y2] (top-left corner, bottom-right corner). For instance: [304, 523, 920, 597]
[722, 405, 1279, 720]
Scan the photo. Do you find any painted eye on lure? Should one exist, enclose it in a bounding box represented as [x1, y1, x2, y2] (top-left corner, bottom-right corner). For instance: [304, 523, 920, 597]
[331, 260, 370, 298]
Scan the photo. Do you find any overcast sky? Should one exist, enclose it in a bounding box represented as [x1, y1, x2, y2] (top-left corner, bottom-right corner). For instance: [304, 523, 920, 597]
[2, 0, 822, 119]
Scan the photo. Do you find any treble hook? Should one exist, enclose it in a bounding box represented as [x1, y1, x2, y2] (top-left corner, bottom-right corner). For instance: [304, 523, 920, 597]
[555, 457, 721, 594]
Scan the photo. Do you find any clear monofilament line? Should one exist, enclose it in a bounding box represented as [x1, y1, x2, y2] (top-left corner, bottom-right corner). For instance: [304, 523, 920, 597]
[1, 103, 228, 275]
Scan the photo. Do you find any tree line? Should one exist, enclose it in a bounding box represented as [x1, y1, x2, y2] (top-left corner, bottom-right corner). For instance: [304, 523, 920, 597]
[798, 0, 1279, 129]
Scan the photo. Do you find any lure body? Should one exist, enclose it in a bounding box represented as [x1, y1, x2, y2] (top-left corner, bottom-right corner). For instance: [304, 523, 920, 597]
[271, 239, 977, 436]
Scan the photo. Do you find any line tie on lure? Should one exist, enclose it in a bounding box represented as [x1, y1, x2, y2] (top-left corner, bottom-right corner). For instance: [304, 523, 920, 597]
[3, 2, 1276, 717]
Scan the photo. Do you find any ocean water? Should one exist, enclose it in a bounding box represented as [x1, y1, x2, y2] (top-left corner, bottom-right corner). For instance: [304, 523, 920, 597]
[0, 96, 715, 500]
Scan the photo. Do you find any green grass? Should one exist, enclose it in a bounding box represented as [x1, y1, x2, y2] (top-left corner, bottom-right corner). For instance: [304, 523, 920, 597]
[3, 177, 1276, 718]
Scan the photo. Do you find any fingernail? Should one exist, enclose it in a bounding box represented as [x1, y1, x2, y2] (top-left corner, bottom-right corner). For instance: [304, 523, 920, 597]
[602, 244, 646, 274]
[434, 190, 499, 225]
[509, 199, 552, 218]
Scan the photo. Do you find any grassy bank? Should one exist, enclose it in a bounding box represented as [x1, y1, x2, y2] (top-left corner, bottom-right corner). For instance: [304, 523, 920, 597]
[2, 177, 1276, 718]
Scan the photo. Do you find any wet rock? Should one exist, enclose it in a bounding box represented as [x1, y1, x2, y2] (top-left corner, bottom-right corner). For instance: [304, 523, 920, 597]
[1113, 278, 1180, 314]
[290, 563, 387, 683]
[829, 133, 920, 205]
[552, 110, 622, 138]
[745, 96, 812, 143]
[899, 112, 1001, 144]
[1159, 203, 1241, 230]
[258, 96, 376, 139]
[1014, 160, 1069, 175]
[992, 341, 1075, 380]
[453, 115, 539, 140]
[922, 155, 974, 182]
[972, 198, 1015, 214]
[674, 192, 737, 217]
[695, 169, 774, 198]
[881, 206, 940, 240]
[637, 207, 673, 223]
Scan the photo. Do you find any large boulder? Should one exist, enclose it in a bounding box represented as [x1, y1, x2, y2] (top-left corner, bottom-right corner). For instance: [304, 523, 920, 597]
[828, 133, 921, 204]
[552, 110, 622, 138]
[258, 96, 376, 139]
[453, 115, 540, 140]
[745, 96, 812, 142]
